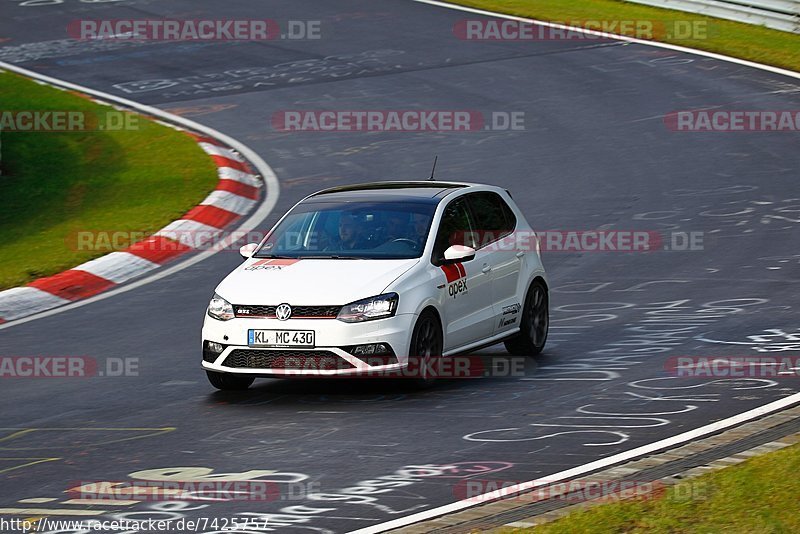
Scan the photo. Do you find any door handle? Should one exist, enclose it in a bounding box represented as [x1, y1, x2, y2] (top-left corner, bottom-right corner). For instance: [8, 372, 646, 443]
[516, 251, 525, 258]
[481, 264, 492, 273]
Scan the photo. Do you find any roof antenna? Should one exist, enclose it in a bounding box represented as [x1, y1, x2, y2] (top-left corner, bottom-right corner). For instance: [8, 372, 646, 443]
[428, 155, 438, 181]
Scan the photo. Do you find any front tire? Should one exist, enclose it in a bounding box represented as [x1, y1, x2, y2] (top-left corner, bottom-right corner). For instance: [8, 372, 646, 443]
[504, 280, 548, 357]
[206, 370, 255, 391]
[408, 310, 443, 389]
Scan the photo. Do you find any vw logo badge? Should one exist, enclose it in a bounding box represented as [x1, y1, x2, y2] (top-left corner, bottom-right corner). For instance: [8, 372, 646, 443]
[275, 303, 292, 321]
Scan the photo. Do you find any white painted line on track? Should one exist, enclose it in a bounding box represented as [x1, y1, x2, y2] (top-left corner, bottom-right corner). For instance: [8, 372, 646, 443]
[350, 391, 800, 533]
[412, 0, 800, 81]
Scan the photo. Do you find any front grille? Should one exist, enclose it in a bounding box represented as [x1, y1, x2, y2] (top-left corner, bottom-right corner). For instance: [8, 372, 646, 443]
[233, 305, 341, 319]
[223, 349, 354, 370]
[235, 305, 276, 317]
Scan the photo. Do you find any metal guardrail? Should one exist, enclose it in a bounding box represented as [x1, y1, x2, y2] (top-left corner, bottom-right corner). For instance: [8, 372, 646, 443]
[626, 0, 800, 33]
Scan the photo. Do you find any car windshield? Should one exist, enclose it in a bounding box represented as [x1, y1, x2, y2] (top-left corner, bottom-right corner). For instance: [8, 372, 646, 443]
[254, 201, 437, 259]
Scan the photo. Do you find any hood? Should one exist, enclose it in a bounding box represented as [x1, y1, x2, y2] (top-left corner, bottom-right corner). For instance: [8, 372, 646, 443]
[215, 257, 419, 305]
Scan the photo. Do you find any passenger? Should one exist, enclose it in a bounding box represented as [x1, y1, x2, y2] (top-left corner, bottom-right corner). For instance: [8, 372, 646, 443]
[338, 212, 363, 250]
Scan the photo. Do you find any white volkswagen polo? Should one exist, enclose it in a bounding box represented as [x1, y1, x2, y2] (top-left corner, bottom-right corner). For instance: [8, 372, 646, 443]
[202, 181, 548, 390]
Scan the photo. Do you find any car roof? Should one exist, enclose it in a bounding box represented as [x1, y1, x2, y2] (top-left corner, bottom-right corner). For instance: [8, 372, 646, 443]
[307, 181, 473, 204]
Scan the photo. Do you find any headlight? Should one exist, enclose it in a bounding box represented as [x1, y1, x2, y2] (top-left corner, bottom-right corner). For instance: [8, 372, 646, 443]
[207, 293, 235, 321]
[337, 293, 399, 323]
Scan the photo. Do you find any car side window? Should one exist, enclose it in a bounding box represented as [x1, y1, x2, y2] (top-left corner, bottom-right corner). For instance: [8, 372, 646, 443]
[466, 192, 517, 249]
[432, 197, 477, 265]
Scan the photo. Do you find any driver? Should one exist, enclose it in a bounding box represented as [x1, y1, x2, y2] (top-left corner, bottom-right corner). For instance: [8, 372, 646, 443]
[384, 212, 410, 242]
[379, 212, 431, 251]
[411, 213, 429, 247]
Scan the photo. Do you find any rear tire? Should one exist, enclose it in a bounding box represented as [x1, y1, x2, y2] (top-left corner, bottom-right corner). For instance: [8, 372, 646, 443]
[408, 310, 443, 389]
[206, 371, 255, 391]
[504, 280, 548, 357]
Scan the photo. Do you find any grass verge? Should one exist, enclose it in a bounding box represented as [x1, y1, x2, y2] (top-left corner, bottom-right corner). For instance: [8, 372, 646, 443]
[447, 0, 800, 72]
[0, 70, 219, 290]
[505, 440, 800, 533]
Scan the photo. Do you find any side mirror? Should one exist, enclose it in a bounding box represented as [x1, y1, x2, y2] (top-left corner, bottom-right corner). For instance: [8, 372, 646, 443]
[442, 245, 476, 264]
[239, 243, 259, 259]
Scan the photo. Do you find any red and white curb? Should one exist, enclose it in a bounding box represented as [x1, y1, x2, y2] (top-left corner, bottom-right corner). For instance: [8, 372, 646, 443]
[0, 132, 263, 325]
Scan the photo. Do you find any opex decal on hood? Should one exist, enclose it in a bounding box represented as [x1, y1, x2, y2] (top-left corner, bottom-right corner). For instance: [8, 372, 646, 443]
[244, 259, 300, 271]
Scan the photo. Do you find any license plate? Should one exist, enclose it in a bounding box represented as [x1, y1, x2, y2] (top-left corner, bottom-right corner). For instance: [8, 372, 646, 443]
[248, 329, 315, 348]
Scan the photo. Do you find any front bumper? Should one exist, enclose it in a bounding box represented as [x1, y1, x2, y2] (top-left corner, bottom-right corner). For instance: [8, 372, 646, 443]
[201, 313, 416, 376]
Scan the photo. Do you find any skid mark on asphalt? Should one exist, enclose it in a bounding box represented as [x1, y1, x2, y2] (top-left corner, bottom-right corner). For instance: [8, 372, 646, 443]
[0, 427, 175, 451]
[106, 42, 627, 102]
[0, 427, 177, 513]
[0, 457, 60, 475]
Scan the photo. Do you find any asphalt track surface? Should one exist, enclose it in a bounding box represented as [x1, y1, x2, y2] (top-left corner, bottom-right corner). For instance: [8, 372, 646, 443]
[1, 1, 800, 532]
